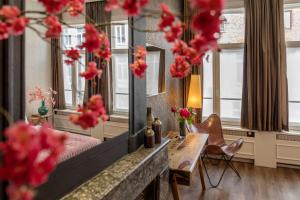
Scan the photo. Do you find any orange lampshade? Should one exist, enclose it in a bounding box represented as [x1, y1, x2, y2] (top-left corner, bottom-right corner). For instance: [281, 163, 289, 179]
[187, 74, 202, 109]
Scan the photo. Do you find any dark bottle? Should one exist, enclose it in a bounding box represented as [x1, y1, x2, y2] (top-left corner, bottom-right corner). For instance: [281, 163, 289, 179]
[152, 117, 162, 144]
[147, 107, 155, 128]
[144, 127, 155, 148]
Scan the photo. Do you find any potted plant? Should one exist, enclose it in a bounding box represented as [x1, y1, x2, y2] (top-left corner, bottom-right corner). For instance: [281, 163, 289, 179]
[171, 107, 196, 138]
[28, 87, 57, 116]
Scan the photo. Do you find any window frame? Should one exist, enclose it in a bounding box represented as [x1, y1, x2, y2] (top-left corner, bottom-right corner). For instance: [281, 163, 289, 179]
[111, 21, 130, 114]
[203, 43, 244, 126]
[61, 25, 86, 109]
[146, 45, 166, 97]
[286, 41, 300, 130]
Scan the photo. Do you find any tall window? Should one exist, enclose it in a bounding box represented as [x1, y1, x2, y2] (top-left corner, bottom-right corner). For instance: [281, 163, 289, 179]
[285, 4, 300, 127]
[62, 26, 85, 108]
[203, 8, 245, 124]
[111, 21, 129, 113]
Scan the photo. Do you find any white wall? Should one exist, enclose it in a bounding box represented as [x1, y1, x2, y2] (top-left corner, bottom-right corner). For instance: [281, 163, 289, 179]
[25, 0, 52, 116]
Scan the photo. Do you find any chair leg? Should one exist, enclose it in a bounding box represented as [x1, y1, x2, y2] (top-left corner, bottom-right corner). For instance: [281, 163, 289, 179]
[227, 159, 241, 178]
[201, 153, 242, 188]
[201, 153, 232, 188]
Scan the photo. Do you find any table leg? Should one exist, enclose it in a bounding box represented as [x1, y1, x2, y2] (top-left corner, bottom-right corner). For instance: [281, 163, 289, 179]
[198, 158, 206, 190]
[170, 174, 180, 200]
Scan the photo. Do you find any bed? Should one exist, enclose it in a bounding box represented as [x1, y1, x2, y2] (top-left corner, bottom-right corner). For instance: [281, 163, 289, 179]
[58, 131, 102, 162]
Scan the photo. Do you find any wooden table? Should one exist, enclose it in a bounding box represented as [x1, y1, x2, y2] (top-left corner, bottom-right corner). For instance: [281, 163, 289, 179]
[167, 132, 208, 200]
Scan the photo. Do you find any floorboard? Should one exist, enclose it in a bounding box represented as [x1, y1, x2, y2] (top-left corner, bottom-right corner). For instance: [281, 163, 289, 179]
[168, 161, 300, 200]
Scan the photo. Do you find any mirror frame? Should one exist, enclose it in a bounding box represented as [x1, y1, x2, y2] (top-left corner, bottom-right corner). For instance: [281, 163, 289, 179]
[0, 2, 147, 199]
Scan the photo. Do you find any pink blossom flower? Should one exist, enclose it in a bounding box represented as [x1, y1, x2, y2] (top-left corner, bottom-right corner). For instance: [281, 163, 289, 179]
[79, 61, 103, 80]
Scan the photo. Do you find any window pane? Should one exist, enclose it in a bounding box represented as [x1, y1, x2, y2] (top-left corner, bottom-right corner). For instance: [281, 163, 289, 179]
[203, 98, 213, 117]
[63, 54, 72, 91]
[115, 94, 129, 111]
[65, 90, 72, 106]
[112, 53, 129, 112]
[220, 48, 243, 120]
[221, 100, 242, 120]
[62, 27, 85, 50]
[219, 9, 245, 44]
[146, 51, 160, 96]
[286, 47, 300, 123]
[76, 56, 85, 105]
[112, 22, 128, 49]
[289, 102, 300, 123]
[285, 5, 300, 42]
[203, 52, 213, 117]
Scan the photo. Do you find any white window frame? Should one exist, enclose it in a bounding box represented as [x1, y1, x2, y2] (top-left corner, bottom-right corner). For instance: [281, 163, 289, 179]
[61, 25, 85, 109]
[284, 2, 300, 130]
[286, 40, 300, 130]
[204, 43, 244, 126]
[111, 21, 129, 114]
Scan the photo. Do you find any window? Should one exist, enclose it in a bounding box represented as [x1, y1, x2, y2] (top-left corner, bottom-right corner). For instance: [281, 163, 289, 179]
[285, 4, 300, 126]
[62, 26, 85, 108]
[111, 21, 129, 112]
[146, 51, 160, 96]
[202, 8, 244, 124]
[146, 46, 165, 96]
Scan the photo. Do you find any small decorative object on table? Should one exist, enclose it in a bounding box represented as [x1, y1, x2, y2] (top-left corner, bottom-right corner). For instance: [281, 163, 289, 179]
[152, 117, 162, 144]
[145, 127, 155, 148]
[171, 106, 196, 139]
[28, 87, 57, 116]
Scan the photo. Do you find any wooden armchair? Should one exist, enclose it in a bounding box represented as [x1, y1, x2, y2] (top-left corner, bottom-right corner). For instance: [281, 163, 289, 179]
[187, 114, 244, 187]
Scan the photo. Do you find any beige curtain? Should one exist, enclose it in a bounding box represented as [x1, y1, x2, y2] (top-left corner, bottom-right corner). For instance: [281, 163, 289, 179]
[241, 0, 289, 131]
[182, 0, 203, 123]
[85, 1, 112, 114]
[51, 38, 66, 109]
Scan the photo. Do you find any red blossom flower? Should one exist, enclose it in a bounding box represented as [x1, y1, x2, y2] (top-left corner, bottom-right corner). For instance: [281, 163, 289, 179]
[70, 110, 99, 130]
[130, 59, 147, 78]
[81, 24, 101, 52]
[191, 10, 221, 37]
[0, 6, 21, 19]
[170, 56, 191, 78]
[9, 16, 29, 36]
[0, 122, 67, 200]
[122, 0, 150, 16]
[70, 95, 109, 129]
[67, 0, 84, 16]
[80, 61, 103, 80]
[164, 22, 183, 42]
[189, 0, 224, 12]
[65, 48, 81, 65]
[44, 15, 62, 38]
[158, 3, 176, 31]
[6, 184, 34, 200]
[38, 0, 68, 14]
[171, 106, 177, 113]
[105, 0, 119, 11]
[172, 40, 189, 54]
[179, 108, 191, 119]
[134, 45, 147, 59]
[190, 34, 216, 53]
[0, 22, 9, 40]
[130, 46, 148, 78]
[94, 32, 112, 62]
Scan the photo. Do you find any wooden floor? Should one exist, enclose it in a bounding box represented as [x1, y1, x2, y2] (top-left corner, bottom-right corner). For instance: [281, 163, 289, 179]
[169, 161, 300, 200]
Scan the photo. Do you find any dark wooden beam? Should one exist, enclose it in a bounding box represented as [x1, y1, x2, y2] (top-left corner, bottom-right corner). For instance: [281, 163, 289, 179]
[128, 16, 147, 153]
[0, 1, 25, 199]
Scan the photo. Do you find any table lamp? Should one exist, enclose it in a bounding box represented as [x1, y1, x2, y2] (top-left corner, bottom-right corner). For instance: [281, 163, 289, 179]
[187, 74, 202, 123]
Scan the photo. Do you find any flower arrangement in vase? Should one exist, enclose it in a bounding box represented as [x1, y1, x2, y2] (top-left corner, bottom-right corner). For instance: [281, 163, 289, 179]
[28, 87, 57, 116]
[171, 107, 196, 138]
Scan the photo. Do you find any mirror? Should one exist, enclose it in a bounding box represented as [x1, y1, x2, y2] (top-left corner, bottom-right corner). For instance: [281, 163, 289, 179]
[146, 44, 166, 97]
[25, 0, 129, 173]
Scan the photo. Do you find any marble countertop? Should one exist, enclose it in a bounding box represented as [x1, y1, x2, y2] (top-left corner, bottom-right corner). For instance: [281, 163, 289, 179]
[61, 139, 170, 200]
